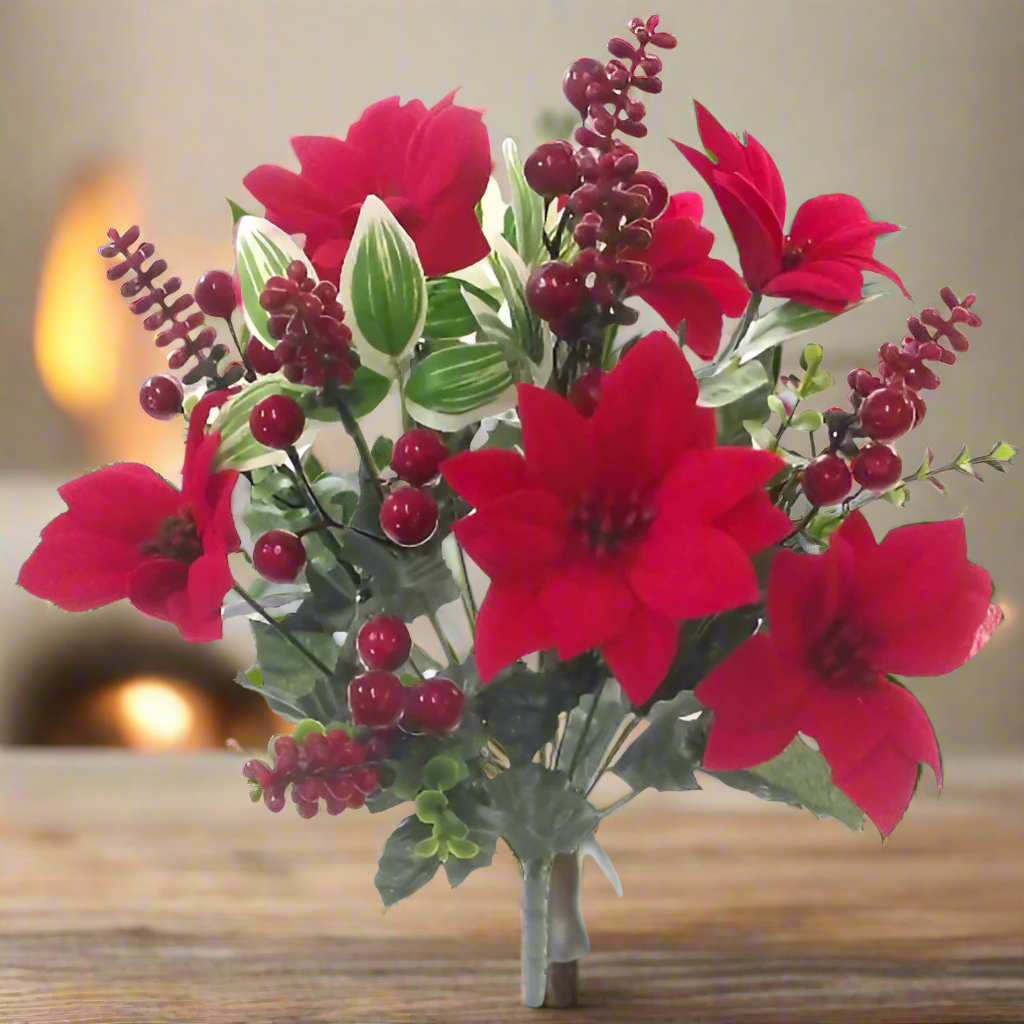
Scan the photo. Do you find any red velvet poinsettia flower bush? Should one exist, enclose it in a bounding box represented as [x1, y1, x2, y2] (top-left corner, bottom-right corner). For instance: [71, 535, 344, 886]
[19, 392, 240, 642]
[675, 102, 910, 311]
[244, 92, 491, 281]
[442, 331, 788, 700]
[696, 511, 1001, 835]
[15, 10, 1017, 1014]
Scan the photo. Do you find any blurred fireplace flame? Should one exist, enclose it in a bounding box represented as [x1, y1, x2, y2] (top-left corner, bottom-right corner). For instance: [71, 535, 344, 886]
[116, 677, 197, 748]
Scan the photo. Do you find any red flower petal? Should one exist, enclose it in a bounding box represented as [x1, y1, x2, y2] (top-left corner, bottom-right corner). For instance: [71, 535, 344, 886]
[451, 490, 566, 586]
[767, 546, 841, 661]
[406, 97, 491, 208]
[600, 603, 678, 705]
[696, 634, 811, 730]
[473, 584, 556, 682]
[788, 193, 880, 249]
[516, 383, 594, 502]
[840, 251, 911, 301]
[589, 332, 701, 492]
[763, 261, 865, 308]
[18, 530, 142, 611]
[56, 463, 181, 546]
[742, 131, 787, 224]
[702, 717, 799, 771]
[664, 191, 703, 222]
[538, 563, 634, 661]
[180, 547, 233, 643]
[634, 281, 727, 360]
[656, 446, 785, 522]
[344, 96, 427, 189]
[631, 525, 759, 621]
[127, 557, 191, 625]
[242, 165, 338, 233]
[408, 193, 491, 277]
[289, 136, 373, 207]
[712, 491, 791, 554]
[311, 237, 351, 280]
[441, 448, 530, 508]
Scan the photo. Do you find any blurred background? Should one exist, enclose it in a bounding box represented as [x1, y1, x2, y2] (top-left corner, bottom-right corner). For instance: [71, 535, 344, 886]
[0, 0, 1020, 755]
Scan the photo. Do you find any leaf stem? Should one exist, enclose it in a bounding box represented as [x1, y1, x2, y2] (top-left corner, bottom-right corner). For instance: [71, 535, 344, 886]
[394, 361, 414, 432]
[566, 679, 605, 785]
[427, 608, 459, 666]
[326, 383, 384, 501]
[719, 292, 762, 364]
[224, 319, 254, 379]
[598, 789, 640, 818]
[584, 715, 638, 797]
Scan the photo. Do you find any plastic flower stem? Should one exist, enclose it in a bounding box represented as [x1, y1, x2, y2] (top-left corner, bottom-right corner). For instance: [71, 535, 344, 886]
[775, 398, 800, 444]
[809, 430, 818, 458]
[719, 292, 762, 364]
[584, 715, 639, 797]
[520, 857, 553, 1008]
[784, 503, 821, 543]
[224, 318, 254, 379]
[454, 539, 478, 621]
[409, 642, 442, 675]
[394, 361, 414, 432]
[325, 383, 385, 501]
[427, 609, 459, 666]
[599, 789, 640, 818]
[566, 678, 605, 783]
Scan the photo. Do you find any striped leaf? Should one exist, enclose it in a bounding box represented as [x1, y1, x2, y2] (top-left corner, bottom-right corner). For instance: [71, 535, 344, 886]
[235, 217, 316, 348]
[339, 195, 427, 377]
[423, 277, 478, 341]
[405, 342, 516, 431]
[502, 138, 546, 268]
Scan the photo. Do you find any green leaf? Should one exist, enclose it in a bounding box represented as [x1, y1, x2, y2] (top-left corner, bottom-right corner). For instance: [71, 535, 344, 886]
[488, 235, 552, 373]
[446, 836, 481, 860]
[414, 789, 449, 825]
[738, 290, 883, 366]
[291, 719, 326, 745]
[339, 365, 392, 419]
[985, 441, 1018, 462]
[370, 436, 394, 472]
[882, 483, 909, 506]
[715, 348, 775, 447]
[486, 765, 599, 861]
[613, 691, 704, 794]
[789, 409, 823, 432]
[475, 659, 598, 765]
[414, 835, 441, 859]
[227, 198, 252, 227]
[236, 216, 316, 347]
[375, 816, 441, 909]
[339, 195, 428, 375]
[422, 755, 467, 793]
[442, 783, 503, 887]
[697, 360, 769, 409]
[422, 277, 478, 341]
[954, 444, 976, 476]
[766, 394, 787, 419]
[502, 137, 546, 267]
[742, 419, 778, 451]
[804, 512, 844, 544]
[559, 682, 631, 787]
[799, 343, 823, 373]
[797, 367, 832, 399]
[705, 736, 864, 831]
[250, 619, 339, 700]
[913, 447, 934, 479]
[405, 342, 516, 428]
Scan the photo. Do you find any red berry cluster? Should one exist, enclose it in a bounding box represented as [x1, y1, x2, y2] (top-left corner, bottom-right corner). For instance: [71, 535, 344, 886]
[351, 615, 465, 734]
[258, 261, 359, 387]
[243, 730, 381, 818]
[379, 428, 449, 547]
[802, 288, 982, 506]
[522, 15, 676, 382]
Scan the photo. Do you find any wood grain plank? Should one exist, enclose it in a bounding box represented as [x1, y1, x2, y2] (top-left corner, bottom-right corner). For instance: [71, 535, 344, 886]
[0, 752, 1021, 1023]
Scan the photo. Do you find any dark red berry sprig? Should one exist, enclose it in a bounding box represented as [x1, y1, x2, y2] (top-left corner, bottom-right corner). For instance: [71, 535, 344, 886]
[259, 261, 359, 387]
[390, 429, 449, 487]
[99, 226, 241, 393]
[523, 16, 677, 392]
[243, 730, 382, 818]
[402, 678, 465, 736]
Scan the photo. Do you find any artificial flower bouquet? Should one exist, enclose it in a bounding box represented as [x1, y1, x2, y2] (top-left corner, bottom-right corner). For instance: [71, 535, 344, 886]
[19, 12, 1015, 1010]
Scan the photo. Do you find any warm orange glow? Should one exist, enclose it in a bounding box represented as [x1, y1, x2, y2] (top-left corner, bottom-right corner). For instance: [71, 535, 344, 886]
[109, 676, 216, 750]
[34, 170, 137, 418]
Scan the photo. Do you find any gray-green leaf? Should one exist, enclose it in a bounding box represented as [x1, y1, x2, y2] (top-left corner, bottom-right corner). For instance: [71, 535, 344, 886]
[374, 816, 441, 909]
[612, 691, 704, 794]
[559, 681, 631, 787]
[697, 359, 769, 409]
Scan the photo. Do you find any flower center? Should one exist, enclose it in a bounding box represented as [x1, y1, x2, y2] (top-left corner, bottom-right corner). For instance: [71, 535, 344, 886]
[141, 510, 203, 564]
[570, 491, 656, 558]
[809, 618, 878, 689]
[782, 235, 805, 272]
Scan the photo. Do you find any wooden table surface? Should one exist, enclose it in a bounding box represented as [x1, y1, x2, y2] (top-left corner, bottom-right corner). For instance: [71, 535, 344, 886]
[0, 751, 1021, 1023]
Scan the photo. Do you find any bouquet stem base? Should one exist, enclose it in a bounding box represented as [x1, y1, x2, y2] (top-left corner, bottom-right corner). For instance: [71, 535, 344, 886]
[544, 960, 579, 1008]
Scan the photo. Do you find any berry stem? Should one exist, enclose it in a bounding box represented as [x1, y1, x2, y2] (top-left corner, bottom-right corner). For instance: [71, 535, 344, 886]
[774, 397, 800, 445]
[427, 608, 459, 666]
[395, 365, 414, 432]
[231, 585, 335, 704]
[719, 292, 762, 364]
[325, 382, 384, 502]
[225, 319, 255, 380]
[598, 788, 640, 818]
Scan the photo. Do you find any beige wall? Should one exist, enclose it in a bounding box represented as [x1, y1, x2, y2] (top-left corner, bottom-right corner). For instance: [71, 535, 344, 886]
[0, 0, 1021, 750]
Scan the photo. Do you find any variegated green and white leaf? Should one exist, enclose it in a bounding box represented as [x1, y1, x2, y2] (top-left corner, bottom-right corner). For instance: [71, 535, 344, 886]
[502, 138, 546, 268]
[405, 342, 516, 430]
[339, 195, 428, 377]
[236, 217, 316, 348]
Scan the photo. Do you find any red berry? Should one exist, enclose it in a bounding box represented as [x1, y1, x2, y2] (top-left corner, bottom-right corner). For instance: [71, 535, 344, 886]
[253, 530, 306, 583]
[629, 170, 669, 220]
[907, 389, 927, 426]
[852, 443, 903, 491]
[138, 374, 183, 420]
[357, 614, 412, 671]
[242, 758, 271, 787]
[272, 734, 299, 773]
[847, 368, 883, 398]
[326, 730, 365, 767]
[526, 261, 585, 321]
[524, 140, 580, 198]
[858, 387, 916, 441]
[568, 368, 606, 418]
[351, 766, 380, 794]
[364, 732, 391, 761]
[562, 57, 607, 115]
[246, 337, 281, 376]
[194, 270, 238, 319]
[379, 487, 438, 547]
[408, 678, 465, 735]
[348, 671, 405, 729]
[249, 394, 305, 449]
[390, 428, 449, 486]
[802, 454, 853, 506]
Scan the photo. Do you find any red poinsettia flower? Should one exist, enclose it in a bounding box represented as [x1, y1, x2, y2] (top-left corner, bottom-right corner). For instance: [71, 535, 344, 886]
[442, 332, 791, 703]
[243, 92, 491, 280]
[626, 192, 750, 360]
[18, 392, 241, 642]
[696, 511, 1001, 835]
[674, 102, 910, 312]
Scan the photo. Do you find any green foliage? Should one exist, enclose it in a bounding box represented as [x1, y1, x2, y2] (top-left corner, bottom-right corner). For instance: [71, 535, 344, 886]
[789, 409, 823, 432]
[696, 359, 769, 408]
[290, 719, 326, 745]
[613, 691, 704, 794]
[375, 816, 441, 909]
[370, 436, 394, 472]
[559, 682, 631, 786]
[250, 620, 339, 701]
[502, 138, 546, 267]
[422, 754, 469, 793]
[486, 764, 599, 861]
[716, 349, 775, 447]
[442, 782, 504, 887]
[405, 342, 515, 425]
[422, 277, 479, 341]
[227, 198, 252, 227]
